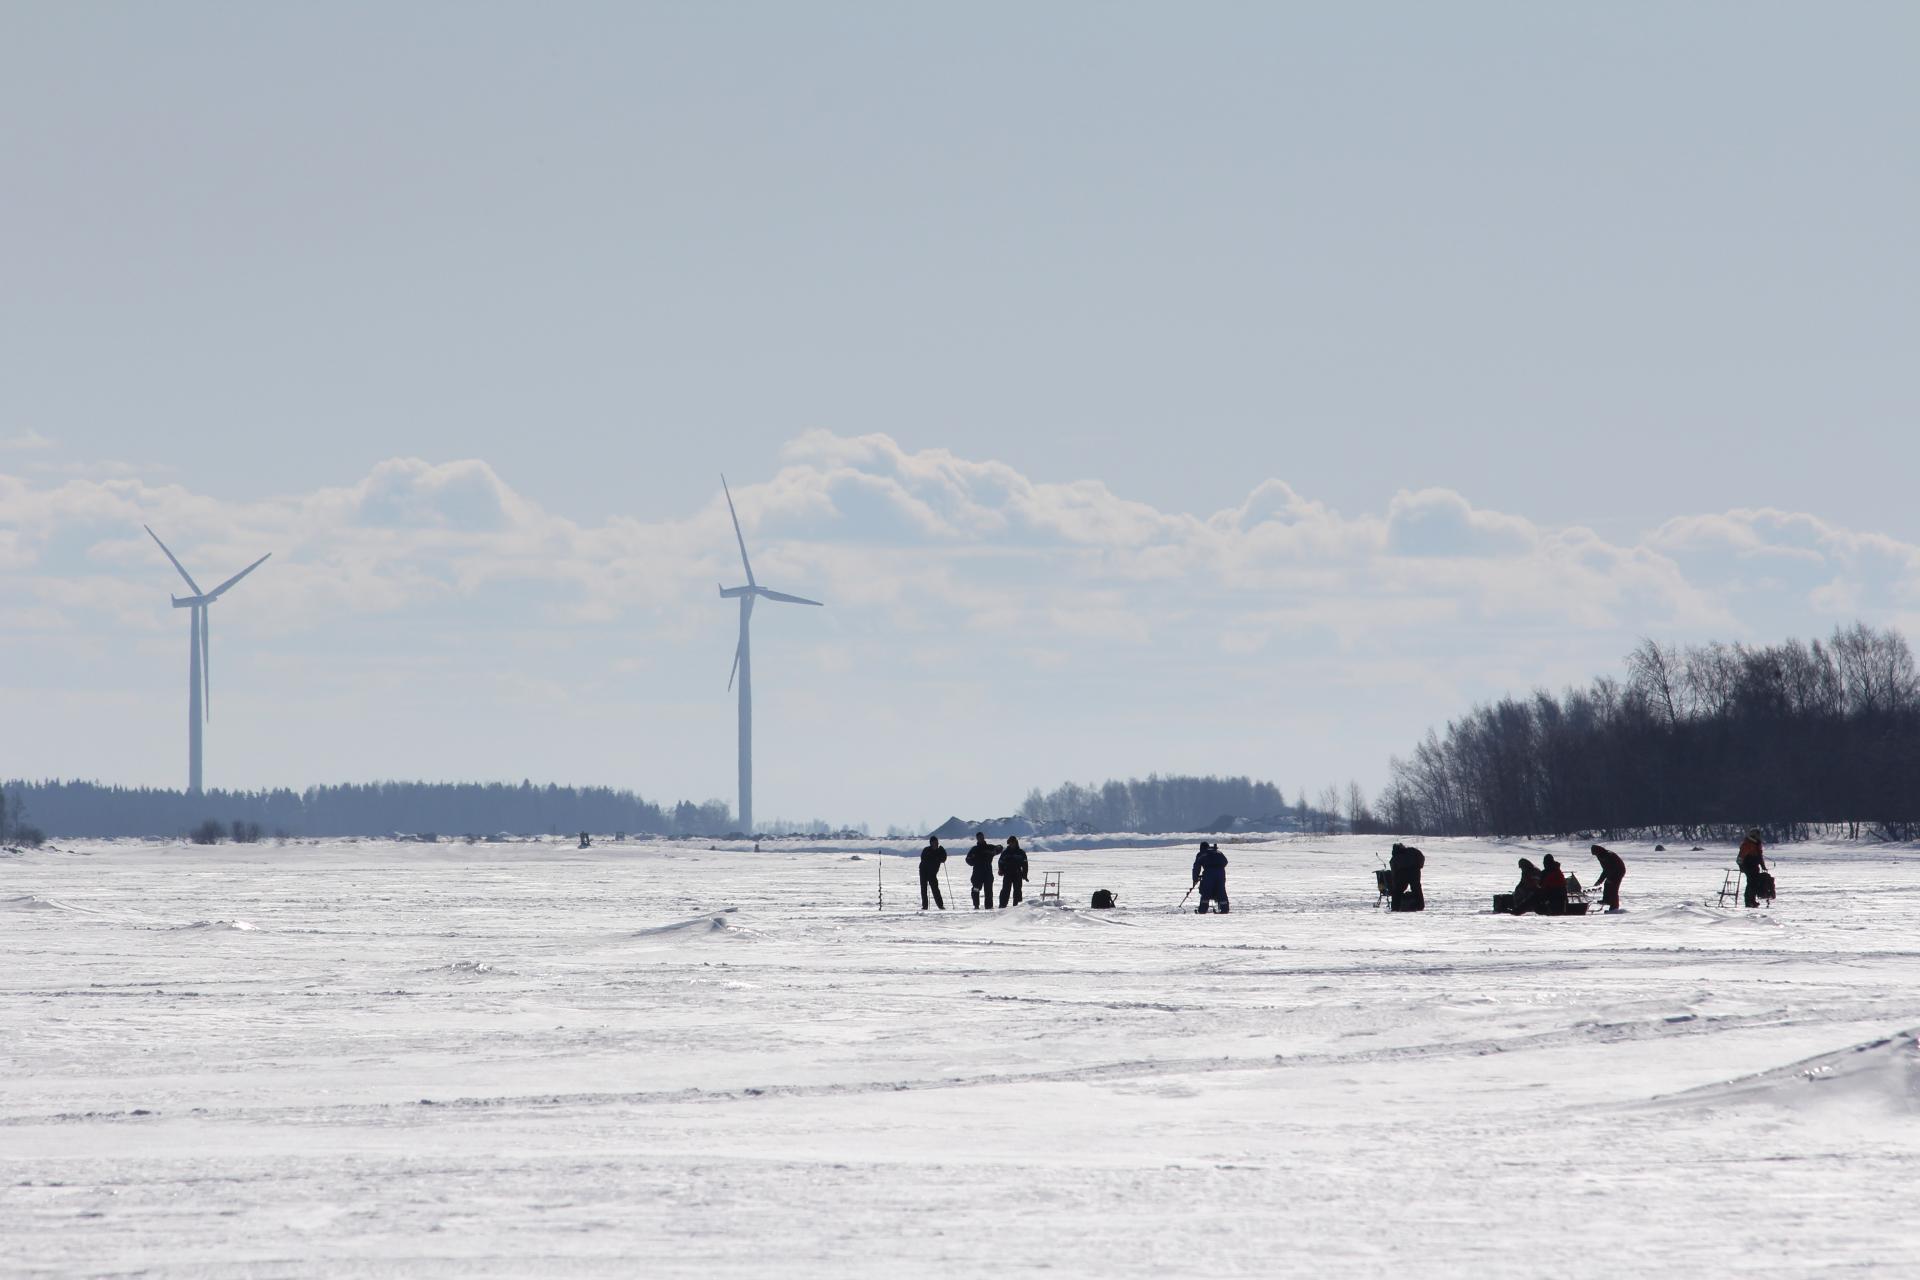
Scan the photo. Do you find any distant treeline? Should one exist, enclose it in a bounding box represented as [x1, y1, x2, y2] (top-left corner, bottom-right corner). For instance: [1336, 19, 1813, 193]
[1018, 774, 1295, 833]
[1379, 623, 1920, 839]
[0, 780, 738, 839]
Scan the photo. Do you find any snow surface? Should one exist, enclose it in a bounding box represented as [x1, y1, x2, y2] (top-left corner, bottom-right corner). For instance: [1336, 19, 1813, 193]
[5, 835, 1920, 1277]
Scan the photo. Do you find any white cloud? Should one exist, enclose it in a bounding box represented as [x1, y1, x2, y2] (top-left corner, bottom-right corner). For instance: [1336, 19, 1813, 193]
[0, 430, 55, 451]
[3, 434, 1917, 664]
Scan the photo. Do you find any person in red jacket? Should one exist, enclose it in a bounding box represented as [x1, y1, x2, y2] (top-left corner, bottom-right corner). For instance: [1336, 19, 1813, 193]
[1590, 845, 1627, 912]
[1738, 829, 1769, 908]
[1538, 854, 1568, 915]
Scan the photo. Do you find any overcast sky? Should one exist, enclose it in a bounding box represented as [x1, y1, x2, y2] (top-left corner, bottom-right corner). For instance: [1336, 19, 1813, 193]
[4, 3, 1915, 829]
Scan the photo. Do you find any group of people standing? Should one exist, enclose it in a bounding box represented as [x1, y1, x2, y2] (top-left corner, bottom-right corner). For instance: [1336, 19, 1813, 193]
[918, 833, 1030, 910]
[914, 829, 1775, 917]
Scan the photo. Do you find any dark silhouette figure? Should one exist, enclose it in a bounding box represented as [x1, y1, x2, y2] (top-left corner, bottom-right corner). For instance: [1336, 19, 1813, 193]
[1738, 828, 1769, 908]
[1538, 854, 1568, 915]
[1388, 842, 1426, 912]
[1591, 844, 1626, 911]
[1511, 858, 1543, 914]
[965, 832, 999, 909]
[578, 831, 592, 849]
[919, 836, 947, 911]
[998, 836, 1029, 907]
[1191, 841, 1229, 913]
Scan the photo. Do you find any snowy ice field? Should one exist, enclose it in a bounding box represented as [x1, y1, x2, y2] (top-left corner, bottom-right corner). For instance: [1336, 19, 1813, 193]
[5, 835, 1920, 1278]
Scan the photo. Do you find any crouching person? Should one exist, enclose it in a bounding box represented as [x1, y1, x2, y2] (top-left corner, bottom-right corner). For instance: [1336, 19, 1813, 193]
[1510, 858, 1543, 914]
[1192, 841, 1229, 914]
[1537, 854, 1569, 915]
[1389, 842, 1426, 912]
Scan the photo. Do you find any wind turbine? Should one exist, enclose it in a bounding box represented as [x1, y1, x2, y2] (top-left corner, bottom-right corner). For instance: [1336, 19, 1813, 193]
[718, 476, 822, 835]
[145, 526, 271, 795]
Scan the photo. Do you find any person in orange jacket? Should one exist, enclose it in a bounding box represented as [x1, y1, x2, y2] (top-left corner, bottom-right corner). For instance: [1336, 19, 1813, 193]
[1738, 828, 1769, 908]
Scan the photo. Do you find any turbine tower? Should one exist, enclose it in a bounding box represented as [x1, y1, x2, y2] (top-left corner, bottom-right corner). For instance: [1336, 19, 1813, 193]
[145, 526, 271, 795]
[718, 476, 822, 835]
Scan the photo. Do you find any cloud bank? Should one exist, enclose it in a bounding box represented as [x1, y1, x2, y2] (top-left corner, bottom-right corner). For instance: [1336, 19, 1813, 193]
[4, 432, 1917, 655]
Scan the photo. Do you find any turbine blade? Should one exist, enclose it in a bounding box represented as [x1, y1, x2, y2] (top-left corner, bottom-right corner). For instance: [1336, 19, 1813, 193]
[145, 526, 204, 595]
[721, 475, 756, 587]
[202, 607, 211, 722]
[756, 588, 824, 607]
[207, 551, 271, 599]
[727, 640, 741, 692]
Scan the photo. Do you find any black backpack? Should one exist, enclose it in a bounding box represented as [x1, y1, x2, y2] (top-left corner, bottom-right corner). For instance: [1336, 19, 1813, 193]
[1090, 889, 1116, 909]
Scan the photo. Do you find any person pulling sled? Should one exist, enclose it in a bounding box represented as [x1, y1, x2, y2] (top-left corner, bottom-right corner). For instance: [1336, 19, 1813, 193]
[1590, 844, 1626, 912]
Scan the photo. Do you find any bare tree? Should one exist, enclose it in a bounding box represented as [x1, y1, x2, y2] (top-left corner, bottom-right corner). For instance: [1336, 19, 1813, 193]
[1345, 780, 1371, 834]
[1317, 784, 1343, 833]
[1626, 638, 1682, 726]
[1385, 622, 1920, 839]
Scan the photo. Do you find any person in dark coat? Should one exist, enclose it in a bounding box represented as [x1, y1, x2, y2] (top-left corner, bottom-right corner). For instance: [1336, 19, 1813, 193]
[1191, 841, 1229, 914]
[965, 832, 999, 910]
[1591, 844, 1626, 912]
[1738, 828, 1769, 908]
[1537, 854, 1568, 915]
[1511, 858, 1543, 914]
[1388, 842, 1426, 912]
[997, 836, 1029, 907]
[918, 836, 948, 910]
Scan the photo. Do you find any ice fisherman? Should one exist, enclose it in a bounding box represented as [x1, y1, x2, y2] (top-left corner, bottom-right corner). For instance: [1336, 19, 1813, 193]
[1537, 854, 1569, 915]
[1590, 844, 1626, 912]
[1511, 858, 1543, 914]
[918, 836, 948, 911]
[1738, 828, 1770, 908]
[1388, 842, 1425, 912]
[965, 832, 999, 910]
[997, 836, 1029, 907]
[1191, 841, 1229, 914]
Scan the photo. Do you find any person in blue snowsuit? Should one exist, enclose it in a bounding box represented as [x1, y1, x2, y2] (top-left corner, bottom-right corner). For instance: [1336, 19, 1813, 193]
[1192, 841, 1229, 914]
[997, 836, 1029, 907]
